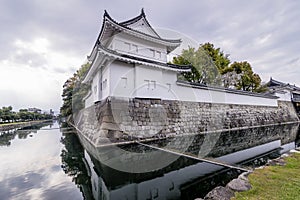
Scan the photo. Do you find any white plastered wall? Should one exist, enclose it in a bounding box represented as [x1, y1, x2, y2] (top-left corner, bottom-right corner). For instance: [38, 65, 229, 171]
[86, 61, 279, 108]
[274, 90, 291, 101]
[111, 33, 168, 62]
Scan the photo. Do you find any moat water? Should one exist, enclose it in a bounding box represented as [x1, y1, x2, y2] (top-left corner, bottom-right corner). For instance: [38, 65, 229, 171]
[0, 121, 299, 200]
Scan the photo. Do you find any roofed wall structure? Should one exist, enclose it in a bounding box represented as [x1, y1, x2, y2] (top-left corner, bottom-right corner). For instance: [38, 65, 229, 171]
[82, 9, 281, 108]
[267, 78, 300, 113]
[74, 9, 299, 149]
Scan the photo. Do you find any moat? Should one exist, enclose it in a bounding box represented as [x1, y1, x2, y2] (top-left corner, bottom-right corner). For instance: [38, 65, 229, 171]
[0, 121, 299, 200]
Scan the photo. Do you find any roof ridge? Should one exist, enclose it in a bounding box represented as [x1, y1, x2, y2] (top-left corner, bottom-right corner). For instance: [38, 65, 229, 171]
[107, 9, 162, 39]
[102, 12, 181, 43]
[88, 10, 182, 60]
[119, 8, 145, 26]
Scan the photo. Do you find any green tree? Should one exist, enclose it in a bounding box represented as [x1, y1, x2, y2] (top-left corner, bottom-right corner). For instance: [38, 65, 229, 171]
[60, 77, 76, 117]
[18, 109, 30, 121]
[173, 43, 265, 93]
[0, 107, 53, 123]
[0, 109, 3, 122]
[1, 106, 13, 122]
[173, 43, 230, 85]
[223, 61, 262, 92]
[201, 42, 230, 74]
[173, 47, 221, 85]
[60, 63, 91, 118]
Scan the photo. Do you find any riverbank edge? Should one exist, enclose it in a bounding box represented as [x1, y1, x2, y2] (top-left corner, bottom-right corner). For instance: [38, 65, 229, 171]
[0, 120, 52, 132]
[194, 149, 300, 200]
[231, 149, 300, 200]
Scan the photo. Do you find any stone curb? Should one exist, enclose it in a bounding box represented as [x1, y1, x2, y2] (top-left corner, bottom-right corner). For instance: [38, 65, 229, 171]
[196, 171, 252, 200]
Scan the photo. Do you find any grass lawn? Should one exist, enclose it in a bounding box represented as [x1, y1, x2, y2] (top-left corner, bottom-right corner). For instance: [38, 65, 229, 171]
[0, 120, 47, 127]
[0, 121, 28, 127]
[233, 153, 300, 200]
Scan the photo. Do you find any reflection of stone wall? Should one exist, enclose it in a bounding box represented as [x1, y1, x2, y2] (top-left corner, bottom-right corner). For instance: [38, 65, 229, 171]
[192, 123, 298, 158]
[143, 123, 299, 158]
[76, 97, 299, 147]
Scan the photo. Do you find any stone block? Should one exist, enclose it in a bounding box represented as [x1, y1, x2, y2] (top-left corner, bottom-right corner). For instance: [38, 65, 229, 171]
[204, 186, 234, 200]
[101, 122, 120, 131]
[226, 178, 251, 192]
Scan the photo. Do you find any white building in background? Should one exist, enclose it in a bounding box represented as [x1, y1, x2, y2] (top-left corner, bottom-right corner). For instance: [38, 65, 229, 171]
[83, 9, 279, 108]
[28, 108, 42, 114]
[267, 78, 300, 113]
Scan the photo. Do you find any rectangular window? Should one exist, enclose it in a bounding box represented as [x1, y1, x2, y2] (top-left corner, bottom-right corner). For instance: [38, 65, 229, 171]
[124, 42, 131, 51]
[166, 83, 171, 92]
[102, 79, 107, 89]
[132, 44, 138, 53]
[109, 42, 114, 50]
[144, 80, 150, 89]
[121, 77, 127, 88]
[156, 51, 161, 59]
[150, 49, 155, 57]
[151, 81, 156, 90]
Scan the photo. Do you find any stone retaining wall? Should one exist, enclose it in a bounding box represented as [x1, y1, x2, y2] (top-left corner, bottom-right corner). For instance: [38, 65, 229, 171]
[74, 97, 299, 147]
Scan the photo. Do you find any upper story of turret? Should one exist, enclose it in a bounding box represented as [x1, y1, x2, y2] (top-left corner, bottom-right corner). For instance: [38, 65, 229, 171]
[88, 9, 182, 63]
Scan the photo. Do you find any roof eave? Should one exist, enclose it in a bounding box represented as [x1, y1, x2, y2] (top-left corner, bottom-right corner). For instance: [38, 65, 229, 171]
[97, 45, 189, 72]
[99, 11, 182, 47]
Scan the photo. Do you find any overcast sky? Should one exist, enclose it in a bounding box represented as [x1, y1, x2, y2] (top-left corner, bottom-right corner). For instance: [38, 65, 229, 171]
[0, 0, 299, 112]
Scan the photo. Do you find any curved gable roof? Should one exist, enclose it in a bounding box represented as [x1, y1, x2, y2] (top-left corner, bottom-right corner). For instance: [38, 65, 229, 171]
[119, 8, 161, 38]
[96, 10, 181, 50]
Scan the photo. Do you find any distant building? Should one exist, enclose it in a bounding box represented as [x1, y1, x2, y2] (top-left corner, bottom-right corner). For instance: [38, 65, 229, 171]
[28, 108, 42, 113]
[50, 109, 55, 116]
[267, 78, 300, 113]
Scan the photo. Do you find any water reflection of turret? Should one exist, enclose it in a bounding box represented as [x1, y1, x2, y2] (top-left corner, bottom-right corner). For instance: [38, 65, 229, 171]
[82, 144, 241, 200]
[74, 123, 300, 200]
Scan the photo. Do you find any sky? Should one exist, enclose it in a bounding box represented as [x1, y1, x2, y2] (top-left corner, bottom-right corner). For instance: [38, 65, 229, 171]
[0, 0, 299, 112]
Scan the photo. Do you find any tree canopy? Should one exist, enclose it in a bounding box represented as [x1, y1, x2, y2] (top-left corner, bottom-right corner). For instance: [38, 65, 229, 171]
[222, 61, 263, 92]
[201, 42, 230, 74]
[172, 45, 221, 86]
[173, 42, 265, 92]
[0, 106, 53, 123]
[60, 63, 91, 118]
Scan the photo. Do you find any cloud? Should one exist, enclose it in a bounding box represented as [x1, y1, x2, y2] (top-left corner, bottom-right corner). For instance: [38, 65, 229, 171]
[0, 128, 83, 199]
[0, 0, 300, 111]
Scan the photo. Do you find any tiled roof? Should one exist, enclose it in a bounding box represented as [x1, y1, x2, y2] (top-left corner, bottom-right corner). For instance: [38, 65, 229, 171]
[177, 80, 278, 99]
[268, 78, 300, 91]
[119, 8, 161, 38]
[95, 10, 181, 50]
[98, 44, 191, 71]
[83, 45, 191, 83]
